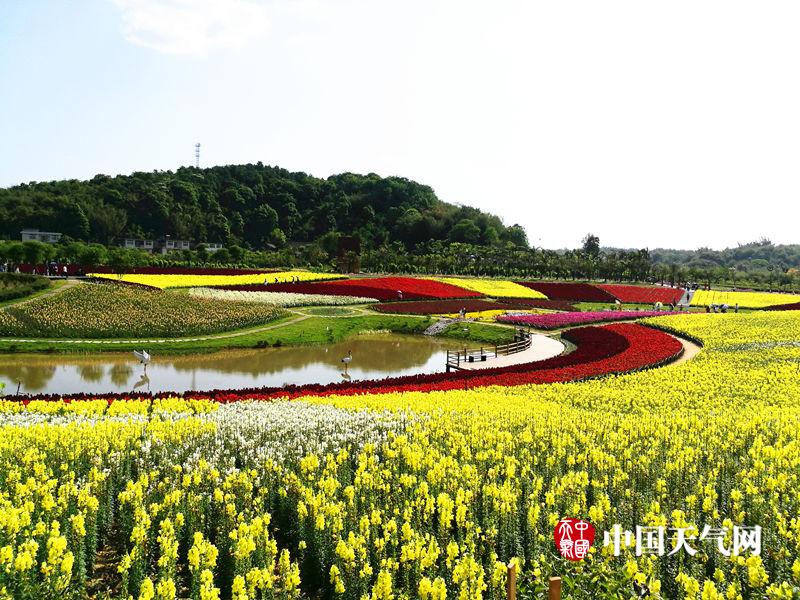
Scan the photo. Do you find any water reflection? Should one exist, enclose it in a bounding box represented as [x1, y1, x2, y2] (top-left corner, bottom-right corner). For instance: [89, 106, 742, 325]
[0, 334, 467, 396]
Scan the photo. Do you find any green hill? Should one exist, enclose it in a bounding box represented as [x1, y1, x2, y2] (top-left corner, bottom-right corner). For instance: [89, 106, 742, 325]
[0, 163, 528, 251]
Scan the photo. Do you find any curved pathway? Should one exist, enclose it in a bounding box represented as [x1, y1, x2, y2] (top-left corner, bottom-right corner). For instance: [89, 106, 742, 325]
[669, 336, 702, 366]
[450, 334, 565, 371]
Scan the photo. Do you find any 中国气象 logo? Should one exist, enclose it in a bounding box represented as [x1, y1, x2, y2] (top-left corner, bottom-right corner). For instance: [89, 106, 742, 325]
[554, 518, 595, 561]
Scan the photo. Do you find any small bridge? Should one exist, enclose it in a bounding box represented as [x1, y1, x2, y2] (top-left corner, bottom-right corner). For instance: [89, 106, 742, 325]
[446, 328, 533, 372]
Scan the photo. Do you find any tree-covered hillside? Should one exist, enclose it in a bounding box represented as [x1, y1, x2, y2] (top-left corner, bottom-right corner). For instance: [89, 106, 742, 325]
[0, 163, 528, 250]
[649, 239, 800, 271]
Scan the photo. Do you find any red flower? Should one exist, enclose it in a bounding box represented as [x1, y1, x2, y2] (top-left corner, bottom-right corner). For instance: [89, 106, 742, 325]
[597, 284, 683, 305]
[515, 282, 617, 303]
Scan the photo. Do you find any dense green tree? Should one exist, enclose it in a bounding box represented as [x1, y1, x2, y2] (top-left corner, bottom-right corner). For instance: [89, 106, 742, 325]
[212, 248, 231, 263]
[90, 205, 128, 244]
[2, 242, 26, 265]
[228, 245, 245, 262]
[449, 219, 481, 244]
[582, 233, 601, 258]
[502, 224, 528, 247]
[22, 240, 49, 265]
[78, 244, 109, 267]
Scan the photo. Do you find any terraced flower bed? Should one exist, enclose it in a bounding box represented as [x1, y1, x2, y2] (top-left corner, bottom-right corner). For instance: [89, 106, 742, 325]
[597, 283, 684, 304]
[89, 270, 342, 289]
[425, 277, 547, 298]
[691, 289, 800, 308]
[0, 282, 286, 338]
[188, 287, 377, 306]
[515, 281, 618, 302]
[318, 277, 479, 300]
[498, 309, 681, 329]
[225, 277, 481, 301]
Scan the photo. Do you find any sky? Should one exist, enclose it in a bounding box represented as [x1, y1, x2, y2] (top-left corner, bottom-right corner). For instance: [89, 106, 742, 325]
[1, 0, 798, 250]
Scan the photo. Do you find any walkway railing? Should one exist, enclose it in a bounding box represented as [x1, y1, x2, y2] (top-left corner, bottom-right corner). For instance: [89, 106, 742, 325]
[446, 328, 532, 371]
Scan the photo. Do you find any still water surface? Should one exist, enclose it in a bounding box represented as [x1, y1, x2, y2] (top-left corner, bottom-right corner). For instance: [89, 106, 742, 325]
[0, 334, 469, 395]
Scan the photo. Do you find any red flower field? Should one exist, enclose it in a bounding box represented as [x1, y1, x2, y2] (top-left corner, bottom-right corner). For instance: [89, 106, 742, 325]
[597, 284, 684, 304]
[762, 301, 800, 311]
[222, 277, 481, 301]
[318, 277, 479, 299]
[515, 281, 618, 302]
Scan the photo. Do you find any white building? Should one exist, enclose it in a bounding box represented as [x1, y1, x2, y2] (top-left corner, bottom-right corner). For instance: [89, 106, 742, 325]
[162, 239, 191, 254]
[122, 239, 155, 251]
[21, 229, 62, 243]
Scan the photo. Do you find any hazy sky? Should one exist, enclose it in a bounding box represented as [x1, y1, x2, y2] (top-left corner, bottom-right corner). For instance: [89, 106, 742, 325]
[1, 1, 798, 250]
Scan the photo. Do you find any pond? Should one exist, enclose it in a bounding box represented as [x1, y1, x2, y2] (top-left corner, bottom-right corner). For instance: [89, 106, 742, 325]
[0, 334, 473, 396]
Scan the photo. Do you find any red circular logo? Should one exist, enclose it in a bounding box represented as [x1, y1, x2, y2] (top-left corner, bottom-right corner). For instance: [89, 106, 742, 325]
[554, 518, 595, 561]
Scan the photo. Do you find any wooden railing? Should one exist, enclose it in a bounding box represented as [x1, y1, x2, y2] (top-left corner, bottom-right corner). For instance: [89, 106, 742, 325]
[446, 328, 532, 371]
[505, 565, 560, 600]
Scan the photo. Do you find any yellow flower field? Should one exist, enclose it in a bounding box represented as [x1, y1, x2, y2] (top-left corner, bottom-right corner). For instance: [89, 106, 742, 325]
[690, 289, 800, 308]
[0, 283, 286, 338]
[2, 311, 800, 599]
[88, 270, 342, 289]
[426, 277, 548, 299]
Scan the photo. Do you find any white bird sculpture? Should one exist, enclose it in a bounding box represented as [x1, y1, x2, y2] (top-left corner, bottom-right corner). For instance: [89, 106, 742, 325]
[341, 350, 353, 373]
[133, 350, 151, 374]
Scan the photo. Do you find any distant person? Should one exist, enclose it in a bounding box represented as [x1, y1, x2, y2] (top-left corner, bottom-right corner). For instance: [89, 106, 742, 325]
[397, 290, 403, 300]
[734, 304, 739, 313]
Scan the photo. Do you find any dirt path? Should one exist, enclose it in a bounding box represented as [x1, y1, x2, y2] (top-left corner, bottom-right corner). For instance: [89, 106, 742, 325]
[670, 336, 703, 366]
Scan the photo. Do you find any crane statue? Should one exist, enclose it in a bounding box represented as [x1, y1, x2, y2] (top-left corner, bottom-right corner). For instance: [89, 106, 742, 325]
[133, 350, 151, 374]
[341, 350, 353, 375]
